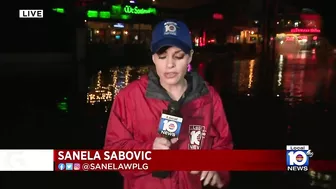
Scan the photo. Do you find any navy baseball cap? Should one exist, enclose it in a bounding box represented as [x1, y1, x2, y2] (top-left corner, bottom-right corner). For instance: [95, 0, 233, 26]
[151, 19, 193, 54]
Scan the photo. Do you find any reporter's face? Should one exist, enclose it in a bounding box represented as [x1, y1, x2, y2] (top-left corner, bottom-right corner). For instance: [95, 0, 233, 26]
[152, 46, 192, 86]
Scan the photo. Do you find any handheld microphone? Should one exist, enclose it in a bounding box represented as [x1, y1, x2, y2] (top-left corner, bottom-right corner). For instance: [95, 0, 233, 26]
[152, 101, 183, 179]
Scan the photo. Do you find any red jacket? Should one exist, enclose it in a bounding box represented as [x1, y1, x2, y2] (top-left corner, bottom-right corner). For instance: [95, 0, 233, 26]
[104, 71, 233, 189]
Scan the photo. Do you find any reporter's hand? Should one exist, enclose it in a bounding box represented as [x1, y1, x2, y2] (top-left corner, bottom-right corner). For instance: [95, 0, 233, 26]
[153, 137, 178, 150]
[190, 171, 224, 188]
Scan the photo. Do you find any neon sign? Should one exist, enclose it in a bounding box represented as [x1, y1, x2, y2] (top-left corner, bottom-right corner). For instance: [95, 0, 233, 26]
[99, 11, 111, 19]
[123, 5, 156, 15]
[213, 13, 223, 20]
[86, 4, 157, 20]
[87, 10, 111, 19]
[285, 36, 295, 41]
[290, 28, 320, 33]
[87, 10, 131, 20]
[52, 8, 65, 14]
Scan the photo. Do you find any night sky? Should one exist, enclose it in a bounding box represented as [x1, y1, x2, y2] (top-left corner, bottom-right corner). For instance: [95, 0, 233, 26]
[155, 0, 216, 9]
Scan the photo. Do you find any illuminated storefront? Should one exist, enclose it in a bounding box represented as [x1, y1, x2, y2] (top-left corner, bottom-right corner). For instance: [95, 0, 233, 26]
[276, 28, 320, 52]
[87, 21, 153, 45]
[275, 10, 322, 52]
[226, 26, 261, 44]
[85, 4, 158, 45]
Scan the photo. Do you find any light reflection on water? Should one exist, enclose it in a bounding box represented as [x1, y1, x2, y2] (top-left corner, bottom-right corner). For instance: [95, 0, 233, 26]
[87, 66, 149, 105]
[87, 65, 191, 105]
[232, 59, 257, 96]
[279, 52, 335, 105]
[87, 53, 335, 106]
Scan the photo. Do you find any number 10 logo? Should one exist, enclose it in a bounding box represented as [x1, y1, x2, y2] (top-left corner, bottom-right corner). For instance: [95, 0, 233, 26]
[286, 145, 313, 171]
[287, 151, 308, 166]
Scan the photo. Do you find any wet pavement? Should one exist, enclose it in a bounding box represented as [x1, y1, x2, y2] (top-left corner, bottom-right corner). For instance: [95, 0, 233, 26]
[1, 51, 335, 189]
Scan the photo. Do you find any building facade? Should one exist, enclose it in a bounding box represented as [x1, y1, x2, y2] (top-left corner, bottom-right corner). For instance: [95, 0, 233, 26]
[83, 3, 159, 46]
[275, 8, 322, 51]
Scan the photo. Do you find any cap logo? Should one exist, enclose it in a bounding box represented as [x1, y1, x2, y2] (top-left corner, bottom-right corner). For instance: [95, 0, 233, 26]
[164, 22, 177, 36]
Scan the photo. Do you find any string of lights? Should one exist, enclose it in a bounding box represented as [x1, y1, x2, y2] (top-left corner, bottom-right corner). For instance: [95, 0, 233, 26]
[87, 66, 143, 105]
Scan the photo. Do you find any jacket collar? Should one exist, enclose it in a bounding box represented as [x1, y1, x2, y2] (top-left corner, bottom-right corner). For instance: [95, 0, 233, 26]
[145, 69, 209, 104]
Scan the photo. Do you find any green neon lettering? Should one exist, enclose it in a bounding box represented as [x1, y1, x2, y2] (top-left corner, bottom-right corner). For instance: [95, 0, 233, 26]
[123, 5, 156, 15]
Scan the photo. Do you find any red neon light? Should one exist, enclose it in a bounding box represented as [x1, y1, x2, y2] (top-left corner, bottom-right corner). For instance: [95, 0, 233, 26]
[213, 13, 223, 20]
[285, 36, 295, 41]
[199, 37, 203, 46]
[300, 14, 320, 20]
[202, 31, 206, 46]
[290, 28, 320, 33]
[298, 36, 307, 40]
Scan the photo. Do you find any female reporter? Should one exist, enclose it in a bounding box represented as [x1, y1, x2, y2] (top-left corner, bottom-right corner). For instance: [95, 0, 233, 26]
[104, 19, 233, 189]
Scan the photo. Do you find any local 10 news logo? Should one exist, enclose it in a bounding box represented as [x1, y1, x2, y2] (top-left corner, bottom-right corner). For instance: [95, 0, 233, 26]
[286, 145, 314, 171]
[158, 114, 183, 138]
